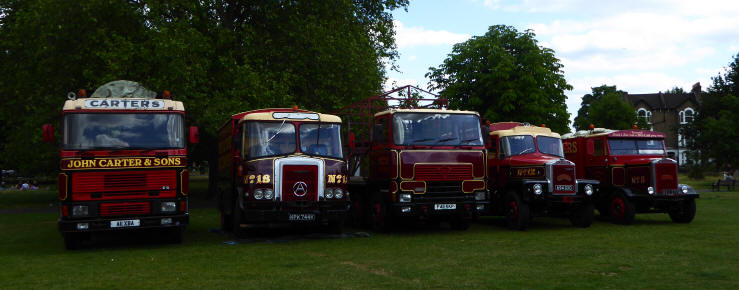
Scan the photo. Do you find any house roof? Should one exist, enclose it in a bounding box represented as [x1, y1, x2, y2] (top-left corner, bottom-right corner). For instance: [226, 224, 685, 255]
[624, 92, 700, 110]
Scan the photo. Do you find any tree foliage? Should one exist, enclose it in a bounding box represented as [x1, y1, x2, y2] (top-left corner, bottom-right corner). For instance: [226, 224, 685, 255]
[573, 85, 640, 131]
[426, 25, 572, 133]
[0, 0, 408, 176]
[681, 53, 739, 170]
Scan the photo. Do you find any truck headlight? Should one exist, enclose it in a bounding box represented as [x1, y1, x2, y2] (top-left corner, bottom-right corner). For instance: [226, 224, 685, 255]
[161, 202, 176, 213]
[399, 193, 412, 202]
[584, 184, 594, 196]
[264, 189, 274, 200]
[335, 188, 344, 199]
[72, 205, 88, 217]
[474, 191, 486, 201]
[647, 187, 655, 195]
[325, 188, 335, 199]
[254, 189, 264, 200]
[533, 184, 543, 195]
[681, 185, 688, 194]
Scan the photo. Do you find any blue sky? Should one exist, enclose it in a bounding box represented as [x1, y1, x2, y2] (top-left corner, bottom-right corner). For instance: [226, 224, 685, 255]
[386, 0, 739, 128]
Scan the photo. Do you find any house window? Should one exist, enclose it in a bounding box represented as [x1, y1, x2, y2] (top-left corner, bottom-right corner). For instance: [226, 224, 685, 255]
[680, 107, 694, 124]
[637, 108, 652, 123]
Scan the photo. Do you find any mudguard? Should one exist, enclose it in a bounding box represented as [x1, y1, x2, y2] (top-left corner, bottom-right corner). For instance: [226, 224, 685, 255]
[679, 184, 700, 198]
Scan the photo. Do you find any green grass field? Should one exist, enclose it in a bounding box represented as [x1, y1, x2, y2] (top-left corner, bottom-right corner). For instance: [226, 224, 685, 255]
[1, 175, 737, 288]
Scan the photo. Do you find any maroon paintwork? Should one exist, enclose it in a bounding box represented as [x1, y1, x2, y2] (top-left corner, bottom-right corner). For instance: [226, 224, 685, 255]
[562, 128, 698, 224]
[216, 109, 348, 233]
[485, 122, 596, 229]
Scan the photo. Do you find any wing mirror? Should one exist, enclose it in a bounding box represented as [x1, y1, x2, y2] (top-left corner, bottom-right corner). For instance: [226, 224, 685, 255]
[189, 126, 200, 144]
[42, 124, 54, 142]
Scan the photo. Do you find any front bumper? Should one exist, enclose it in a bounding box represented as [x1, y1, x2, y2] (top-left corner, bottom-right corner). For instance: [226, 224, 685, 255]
[59, 214, 188, 233]
[390, 199, 488, 219]
[242, 201, 348, 224]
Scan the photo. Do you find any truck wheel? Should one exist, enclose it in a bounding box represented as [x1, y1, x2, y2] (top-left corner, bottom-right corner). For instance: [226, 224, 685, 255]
[450, 217, 470, 231]
[327, 219, 344, 235]
[610, 193, 635, 225]
[220, 188, 233, 232]
[231, 203, 246, 238]
[166, 226, 185, 244]
[505, 192, 530, 230]
[669, 198, 696, 223]
[221, 211, 233, 232]
[63, 232, 82, 250]
[569, 203, 594, 228]
[369, 196, 391, 232]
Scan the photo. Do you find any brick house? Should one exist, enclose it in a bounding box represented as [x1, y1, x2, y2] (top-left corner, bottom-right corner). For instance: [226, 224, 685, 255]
[622, 82, 702, 165]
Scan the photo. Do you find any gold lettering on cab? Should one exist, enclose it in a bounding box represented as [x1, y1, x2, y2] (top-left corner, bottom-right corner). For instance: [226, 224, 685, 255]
[631, 175, 646, 184]
[244, 174, 271, 184]
[62, 157, 185, 170]
[327, 174, 348, 184]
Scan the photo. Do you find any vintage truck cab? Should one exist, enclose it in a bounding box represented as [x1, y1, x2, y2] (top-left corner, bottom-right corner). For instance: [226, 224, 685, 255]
[486, 122, 598, 230]
[562, 128, 698, 224]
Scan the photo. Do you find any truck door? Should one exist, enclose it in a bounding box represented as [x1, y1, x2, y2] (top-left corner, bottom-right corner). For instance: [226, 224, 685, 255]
[369, 115, 395, 181]
[585, 137, 609, 185]
[487, 135, 500, 187]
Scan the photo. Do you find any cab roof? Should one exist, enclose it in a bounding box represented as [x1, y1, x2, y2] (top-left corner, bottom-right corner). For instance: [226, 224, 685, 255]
[488, 122, 561, 138]
[374, 108, 479, 118]
[62, 98, 185, 111]
[562, 128, 665, 139]
[237, 108, 341, 123]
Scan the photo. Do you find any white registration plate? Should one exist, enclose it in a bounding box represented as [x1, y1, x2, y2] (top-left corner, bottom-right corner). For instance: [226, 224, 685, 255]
[555, 185, 574, 191]
[434, 204, 456, 210]
[110, 219, 140, 228]
[288, 213, 316, 221]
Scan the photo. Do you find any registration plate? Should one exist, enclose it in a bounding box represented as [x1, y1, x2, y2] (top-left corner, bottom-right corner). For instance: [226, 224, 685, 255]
[288, 213, 316, 221]
[434, 204, 456, 210]
[555, 185, 574, 191]
[110, 219, 140, 228]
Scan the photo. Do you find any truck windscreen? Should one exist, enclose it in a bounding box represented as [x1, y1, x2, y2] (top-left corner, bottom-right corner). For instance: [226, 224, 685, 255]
[245, 121, 297, 158]
[392, 113, 483, 146]
[299, 123, 343, 159]
[608, 138, 665, 155]
[63, 113, 184, 150]
[537, 136, 564, 157]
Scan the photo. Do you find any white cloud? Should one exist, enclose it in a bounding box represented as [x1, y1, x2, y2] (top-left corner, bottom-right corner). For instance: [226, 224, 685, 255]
[394, 21, 470, 48]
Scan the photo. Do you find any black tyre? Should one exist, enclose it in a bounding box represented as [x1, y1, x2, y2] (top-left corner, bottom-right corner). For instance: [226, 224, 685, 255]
[570, 203, 594, 228]
[669, 198, 696, 223]
[610, 193, 635, 225]
[327, 219, 345, 235]
[369, 195, 391, 232]
[63, 232, 82, 250]
[231, 201, 246, 238]
[450, 217, 470, 231]
[220, 189, 233, 232]
[505, 191, 530, 230]
[164, 226, 185, 244]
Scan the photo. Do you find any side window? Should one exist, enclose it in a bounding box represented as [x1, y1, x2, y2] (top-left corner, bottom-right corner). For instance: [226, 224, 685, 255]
[593, 139, 604, 156]
[372, 117, 390, 144]
[489, 136, 498, 155]
[498, 138, 507, 159]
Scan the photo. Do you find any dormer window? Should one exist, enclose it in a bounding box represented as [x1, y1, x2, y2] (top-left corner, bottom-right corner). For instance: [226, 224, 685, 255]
[637, 108, 652, 123]
[680, 107, 694, 124]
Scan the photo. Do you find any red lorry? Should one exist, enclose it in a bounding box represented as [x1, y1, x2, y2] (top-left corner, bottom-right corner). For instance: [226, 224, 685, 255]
[43, 80, 199, 249]
[485, 122, 598, 230]
[562, 128, 698, 224]
[342, 86, 488, 230]
[216, 108, 349, 236]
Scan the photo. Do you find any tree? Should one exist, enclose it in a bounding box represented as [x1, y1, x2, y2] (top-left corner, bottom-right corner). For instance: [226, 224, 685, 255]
[426, 25, 572, 133]
[573, 85, 640, 130]
[0, 0, 408, 176]
[681, 53, 739, 170]
[665, 87, 686, 94]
